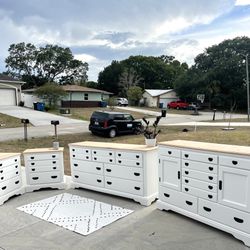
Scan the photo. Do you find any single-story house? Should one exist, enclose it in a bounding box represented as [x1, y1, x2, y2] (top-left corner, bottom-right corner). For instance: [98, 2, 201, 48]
[0, 75, 25, 106]
[142, 89, 178, 108]
[22, 84, 113, 108]
[61, 85, 112, 108]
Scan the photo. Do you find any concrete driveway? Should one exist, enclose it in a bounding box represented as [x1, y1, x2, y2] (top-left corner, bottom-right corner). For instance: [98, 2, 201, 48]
[0, 106, 86, 126]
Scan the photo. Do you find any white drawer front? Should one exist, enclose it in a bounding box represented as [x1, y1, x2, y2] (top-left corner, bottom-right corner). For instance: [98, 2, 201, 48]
[104, 164, 143, 181]
[28, 171, 62, 185]
[71, 153, 91, 161]
[183, 177, 217, 193]
[158, 147, 181, 158]
[116, 158, 142, 167]
[92, 149, 114, 158]
[182, 150, 218, 164]
[28, 165, 59, 173]
[199, 199, 250, 234]
[105, 176, 143, 196]
[0, 164, 19, 175]
[159, 186, 197, 213]
[26, 153, 59, 161]
[219, 155, 250, 170]
[0, 176, 22, 196]
[182, 168, 217, 183]
[182, 160, 217, 174]
[0, 156, 20, 168]
[92, 156, 115, 164]
[70, 147, 91, 156]
[182, 185, 217, 202]
[116, 151, 142, 161]
[71, 160, 103, 175]
[72, 171, 104, 187]
[0, 169, 20, 182]
[26, 159, 59, 167]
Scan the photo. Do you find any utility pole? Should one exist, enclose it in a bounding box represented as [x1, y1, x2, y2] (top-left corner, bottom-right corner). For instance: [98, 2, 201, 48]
[246, 54, 250, 122]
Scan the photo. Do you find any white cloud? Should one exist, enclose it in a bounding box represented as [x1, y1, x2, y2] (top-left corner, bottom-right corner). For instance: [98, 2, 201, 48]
[235, 0, 250, 5]
[74, 53, 97, 63]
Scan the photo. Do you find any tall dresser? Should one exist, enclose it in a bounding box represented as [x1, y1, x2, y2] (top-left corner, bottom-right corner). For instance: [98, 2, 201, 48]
[69, 141, 158, 206]
[157, 140, 250, 246]
[0, 153, 24, 205]
[23, 148, 66, 192]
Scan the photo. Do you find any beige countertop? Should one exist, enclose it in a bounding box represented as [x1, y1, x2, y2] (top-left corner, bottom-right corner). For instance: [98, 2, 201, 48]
[23, 147, 64, 154]
[0, 153, 21, 160]
[69, 141, 157, 151]
[159, 140, 250, 156]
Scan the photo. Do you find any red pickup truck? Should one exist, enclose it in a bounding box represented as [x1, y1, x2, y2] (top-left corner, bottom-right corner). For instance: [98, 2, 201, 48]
[167, 100, 189, 109]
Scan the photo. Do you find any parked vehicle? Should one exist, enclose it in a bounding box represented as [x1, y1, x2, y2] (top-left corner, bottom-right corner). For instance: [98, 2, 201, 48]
[89, 111, 143, 138]
[187, 102, 201, 110]
[116, 98, 128, 106]
[167, 100, 189, 109]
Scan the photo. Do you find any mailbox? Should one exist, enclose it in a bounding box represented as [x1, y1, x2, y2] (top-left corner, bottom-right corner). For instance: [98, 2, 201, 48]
[21, 119, 29, 124]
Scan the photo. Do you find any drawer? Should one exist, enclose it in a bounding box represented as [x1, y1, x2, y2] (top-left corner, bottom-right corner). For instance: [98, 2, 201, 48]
[92, 149, 114, 157]
[182, 150, 218, 164]
[28, 165, 59, 173]
[159, 186, 197, 213]
[116, 159, 142, 167]
[28, 171, 62, 185]
[158, 147, 181, 158]
[26, 159, 59, 168]
[105, 176, 143, 196]
[182, 168, 217, 183]
[0, 156, 20, 168]
[104, 164, 143, 181]
[70, 147, 91, 155]
[0, 164, 19, 175]
[71, 153, 91, 161]
[116, 151, 142, 161]
[26, 153, 59, 161]
[199, 199, 250, 234]
[182, 185, 217, 202]
[219, 155, 250, 170]
[71, 160, 103, 175]
[182, 160, 217, 174]
[72, 171, 104, 187]
[0, 176, 22, 196]
[0, 169, 20, 182]
[92, 156, 115, 164]
[183, 177, 217, 193]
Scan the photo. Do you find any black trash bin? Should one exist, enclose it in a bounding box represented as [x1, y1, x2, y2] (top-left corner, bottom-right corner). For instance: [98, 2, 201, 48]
[159, 103, 163, 108]
[161, 109, 167, 117]
[33, 102, 38, 110]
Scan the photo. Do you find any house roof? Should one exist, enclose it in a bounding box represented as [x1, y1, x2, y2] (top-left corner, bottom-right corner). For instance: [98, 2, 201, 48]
[144, 89, 174, 97]
[62, 85, 113, 94]
[0, 74, 25, 84]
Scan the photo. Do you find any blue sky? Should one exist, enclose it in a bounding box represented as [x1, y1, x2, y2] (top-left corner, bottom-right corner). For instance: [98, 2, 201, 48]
[0, 0, 250, 81]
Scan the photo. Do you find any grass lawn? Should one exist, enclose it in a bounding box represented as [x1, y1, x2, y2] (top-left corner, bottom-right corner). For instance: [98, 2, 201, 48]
[0, 113, 24, 128]
[1, 126, 250, 175]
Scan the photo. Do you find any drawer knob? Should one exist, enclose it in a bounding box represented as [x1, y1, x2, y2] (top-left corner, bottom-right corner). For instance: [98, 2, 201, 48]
[208, 157, 213, 162]
[0, 170, 3, 174]
[31, 168, 35, 171]
[73, 155, 75, 158]
[186, 201, 193, 206]
[15, 165, 18, 168]
[1, 177, 4, 180]
[51, 176, 58, 179]
[30, 157, 34, 160]
[86, 156, 89, 159]
[178, 171, 180, 179]
[72, 149, 75, 152]
[118, 160, 122, 164]
[52, 161, 56, 164]
[136, 155, 140, 158]
[107, 181, 112, 185]
[168, 151, 172, 155]
[203, 206, 211, 212]
[208, 194, 213, 199]
[185, 179, 189, 183]
[185, 188, 189, 192]
[32, 177, 39, 180]
[185, 162, 189, 166]
[52, 155, 56, 158]
[93, 151, 96, 154]
[109, 153, 112, 156]
[208, 176, 213, 180]
[134, 172, 140, 176]
[1, 186, 6, 190]
[184, 154, 189, 158]
[232, 160, 238, 165]
[15, 181, 19, 185]
[185, 171, 189, 175]
[31, 163, 35, 166]
[94, 157, 97, 160]
[208, 167, 213, 171]
[74, 175, 79, 178]
[15, 171, 18, 175]
[136, 162, 140, 166]
[208, 185, 213, 190]
[134, 186, 140, 190]
[234, 217, 244, 223]
[86, 150, 89, 153]
[164, 193, 170, 198]
[106, 169, 112, 172]
[97, 179, 102, 183]
[0, 164, 2, 167]
[118, 153, 121, 157]
[15, 159, 18, 162]
[109, 159, 113, 162]
[74, 164, 78, 167]
[53, 167, 57, 170]
[96, 167, 101, 170]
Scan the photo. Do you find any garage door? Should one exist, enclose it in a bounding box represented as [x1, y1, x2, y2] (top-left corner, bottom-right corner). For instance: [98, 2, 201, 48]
[0, 89, 16, 106]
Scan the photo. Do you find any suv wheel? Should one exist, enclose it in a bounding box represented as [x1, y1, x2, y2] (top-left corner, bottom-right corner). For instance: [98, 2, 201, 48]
[109, 129, 117, 138]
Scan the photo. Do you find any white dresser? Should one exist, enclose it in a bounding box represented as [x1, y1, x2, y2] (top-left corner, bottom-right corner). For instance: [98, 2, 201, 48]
[0, 153, 25, 205]
[23, 148, 66, 192]
[69, 141, 158, 206]
[157, 140, 250, 246]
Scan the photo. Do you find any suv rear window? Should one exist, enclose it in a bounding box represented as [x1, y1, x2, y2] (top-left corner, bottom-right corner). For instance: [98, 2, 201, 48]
[91, 112, 109, 119]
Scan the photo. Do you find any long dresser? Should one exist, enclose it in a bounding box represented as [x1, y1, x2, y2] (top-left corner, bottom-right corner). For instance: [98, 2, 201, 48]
[157, 140, 250, 247]
[23, 148, 66, 192]
[69, 141, 158, 206]
[0, 153, 24, 205]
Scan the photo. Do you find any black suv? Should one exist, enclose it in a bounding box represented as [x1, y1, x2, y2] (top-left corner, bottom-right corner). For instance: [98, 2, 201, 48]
[89, 111, 143, 138]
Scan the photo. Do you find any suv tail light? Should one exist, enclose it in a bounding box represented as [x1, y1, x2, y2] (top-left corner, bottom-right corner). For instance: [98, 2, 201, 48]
[103, 120, 108, 128]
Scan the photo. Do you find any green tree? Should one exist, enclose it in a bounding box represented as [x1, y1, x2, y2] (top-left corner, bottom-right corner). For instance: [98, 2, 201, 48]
[127, 86, 143, 106]
[35, 82, 66, 108]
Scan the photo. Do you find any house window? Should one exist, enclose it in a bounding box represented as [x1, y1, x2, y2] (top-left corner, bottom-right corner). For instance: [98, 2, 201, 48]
[84, 93, 88, 100]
